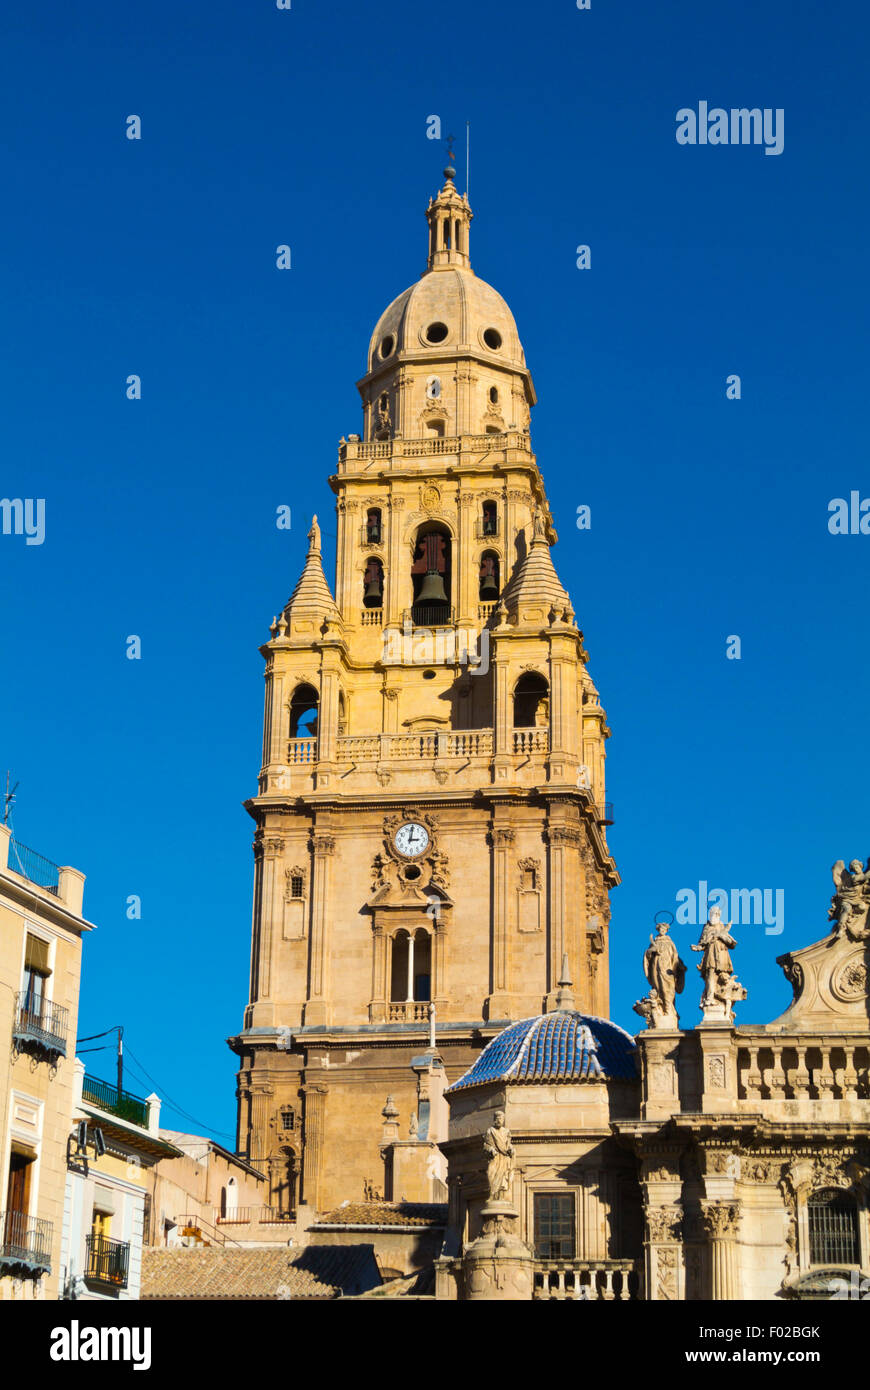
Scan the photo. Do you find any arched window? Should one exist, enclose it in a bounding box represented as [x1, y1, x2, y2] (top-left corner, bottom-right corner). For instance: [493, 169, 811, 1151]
[411, 525, 451, 623]
[513, 673, 549, 728]
[808, 1189, 859, 1266]
[426, 376, 442, 399]
[390, 929, 432, 1002]
[479, 551, 500, 601]
[489, 386, 499, 404]
[289, 683, 319, 738]
[482, 500, 498, 536]
[366, 508, 382, 544]
[363, 557, 384, 609]
[426, 419, 445, 438]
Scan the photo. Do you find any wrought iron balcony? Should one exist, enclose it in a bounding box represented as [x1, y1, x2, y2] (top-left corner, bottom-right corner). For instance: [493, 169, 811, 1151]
[6, 839, 59, 895]
[596, 802, 614, 826]
[85, 1233, 130, 1289]
[0, 1210, 52, 1277]
[82, 1073, 149, 1127]
[13, 992, 68, 1059]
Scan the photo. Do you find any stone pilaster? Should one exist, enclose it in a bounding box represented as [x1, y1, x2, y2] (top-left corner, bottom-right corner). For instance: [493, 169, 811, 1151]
[485, 825, 515, 1019]
[643, 1203, 683, 1300]
[303, 832, 336, 1026]
[301, 1082, 329, 1212]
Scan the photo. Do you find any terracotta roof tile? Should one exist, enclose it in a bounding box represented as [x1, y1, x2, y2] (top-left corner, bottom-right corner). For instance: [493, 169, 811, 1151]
[141, 1243, 380, 1300]
[313, 1201, 447, 1228]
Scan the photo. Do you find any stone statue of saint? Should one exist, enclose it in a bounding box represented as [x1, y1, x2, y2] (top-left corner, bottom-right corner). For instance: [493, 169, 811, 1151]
[483, 1110, 514, 1204]
[692, 907, 746, 1017]
[307, 514, 321, 551]
[637, 922, 686, 1028]
[829, 859, 870, 941]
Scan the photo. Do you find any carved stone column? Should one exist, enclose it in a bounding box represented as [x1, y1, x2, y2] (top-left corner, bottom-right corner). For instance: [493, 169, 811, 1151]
[458, 491, 475, 624]
[304, 832, 336, 1026]
[545, 824, 581, 1007]
[369, 923, 388, 1023]
[385, 494, 405, 627]
[485, 826, 515, 1019]
[643, 1204, 683, 1300]
[701, 1201, 740, 1300]
[301, 1082, 329, 1212]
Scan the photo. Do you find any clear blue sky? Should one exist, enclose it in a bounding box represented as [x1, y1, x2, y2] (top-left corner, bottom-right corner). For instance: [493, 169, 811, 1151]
[1, 1, 868, 1141]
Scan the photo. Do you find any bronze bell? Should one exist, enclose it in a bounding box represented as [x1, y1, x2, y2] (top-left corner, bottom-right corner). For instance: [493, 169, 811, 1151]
[363, 573, 383, 606]
[479, 569, 499, 600]
[417, 570, 448, 604]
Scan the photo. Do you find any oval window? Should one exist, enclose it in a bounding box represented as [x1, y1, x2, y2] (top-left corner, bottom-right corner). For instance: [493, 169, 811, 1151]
[483, 327, 502, 351]
[426, 321, 449, 344]
[380, 334, 395, 358]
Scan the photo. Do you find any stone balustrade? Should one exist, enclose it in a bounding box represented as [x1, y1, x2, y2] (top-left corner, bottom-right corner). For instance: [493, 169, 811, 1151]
[737, 1036, 870, 1102]
[387, 1002, 430, 1023]
[533, 1258, 639, 1301]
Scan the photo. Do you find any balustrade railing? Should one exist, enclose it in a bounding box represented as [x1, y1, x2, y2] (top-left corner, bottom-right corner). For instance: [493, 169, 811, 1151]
[85, 1234, 130, 1288]
[388, 1002, 430, 1023]
[6, 839, 60, 894]
[513, 727, 549, 755]
[286, 737, 316, 764]
[82, 1074, 149, 1127]
[533, 1259, 638, 1301]
[737, 1041, 870, 1102]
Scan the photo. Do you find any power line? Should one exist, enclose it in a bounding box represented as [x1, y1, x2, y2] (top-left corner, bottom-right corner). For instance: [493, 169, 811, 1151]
[123, 1044, 236, 1144]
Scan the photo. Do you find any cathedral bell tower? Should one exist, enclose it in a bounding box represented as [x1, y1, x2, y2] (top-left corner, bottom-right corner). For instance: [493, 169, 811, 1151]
[229, 163, 618, 1216]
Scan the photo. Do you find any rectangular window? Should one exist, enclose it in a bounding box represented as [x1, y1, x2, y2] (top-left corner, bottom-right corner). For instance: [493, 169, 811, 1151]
[534, 1192, 575, 1260]
[290, 875, 304, 899]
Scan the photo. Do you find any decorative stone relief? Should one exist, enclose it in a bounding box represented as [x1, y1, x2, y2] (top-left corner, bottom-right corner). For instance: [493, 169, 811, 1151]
[700, 1202, 740, 1239]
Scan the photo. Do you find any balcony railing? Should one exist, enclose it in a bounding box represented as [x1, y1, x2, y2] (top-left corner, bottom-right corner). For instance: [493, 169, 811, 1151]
[409, 604, 455, 628]
[533, 1259, 639, 1301]
[85, 1234, 130, 1289]
[0, 1211, 52, 1277]
[13, 993, 69, 1059]
[286, 737, 316, 764]
[388, 1002, 430, 1023]
[6, 839, 60, 895]
[82, 1074, 149, 1127]
[596, 802, 614, 826]
[512, 727, 549, 755]
[338, 431, 531, 468]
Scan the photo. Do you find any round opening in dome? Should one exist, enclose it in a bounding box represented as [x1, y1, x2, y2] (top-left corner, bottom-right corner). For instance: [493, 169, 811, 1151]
[422, 669, 436, 680]
[380, 334, 395, 359]
[483, 327, 502, 351]
[426, 321, 449, 344]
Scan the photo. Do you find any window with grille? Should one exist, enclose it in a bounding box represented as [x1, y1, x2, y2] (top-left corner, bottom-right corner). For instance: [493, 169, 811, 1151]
[281, 1109, 295, 1132]
[533, 1193, 575, 1260]
[808, 1188, 859, 1266]
[290, 875, 304, 899]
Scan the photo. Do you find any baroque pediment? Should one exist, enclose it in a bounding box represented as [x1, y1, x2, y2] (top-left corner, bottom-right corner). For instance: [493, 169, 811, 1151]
[769, 930, 870, 1032]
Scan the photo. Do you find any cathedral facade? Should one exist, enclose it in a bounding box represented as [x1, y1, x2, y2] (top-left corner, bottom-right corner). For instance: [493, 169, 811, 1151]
[228, 165, 616, 1215]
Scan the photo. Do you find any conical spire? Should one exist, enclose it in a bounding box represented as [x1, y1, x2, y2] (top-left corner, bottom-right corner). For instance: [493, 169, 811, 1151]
[282, 515, 341, 627]
[500, 509, 572, 621]
[555, 954, 576, 1011]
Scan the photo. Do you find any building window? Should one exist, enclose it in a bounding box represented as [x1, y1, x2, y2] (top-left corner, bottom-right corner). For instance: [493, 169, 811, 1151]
[479, 551, 500, 601]
[426, 376, 442, 399]
[289, 875, 304, 899]
[489, 387, 499, 404]
[23, 933, 50, 1014]
[513, 672, 549, 727]
[808, 1189, 859, 1266]
[281, 1108, 295, 1132]
[289, 683, 319, 738]
[482, 500, 498, 535]
[534, 1193, 576, 1260]
[366, 508, 382, 543]
[390, 929, 432, 1002]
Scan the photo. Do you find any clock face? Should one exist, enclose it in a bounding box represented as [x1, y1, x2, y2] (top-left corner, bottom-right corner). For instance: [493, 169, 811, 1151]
[394, 821, 430, 858]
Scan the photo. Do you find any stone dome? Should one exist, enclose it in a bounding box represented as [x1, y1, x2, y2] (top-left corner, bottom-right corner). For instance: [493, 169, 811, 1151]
[446, 1011, 637, 1092]
[366, 268, 528, 376]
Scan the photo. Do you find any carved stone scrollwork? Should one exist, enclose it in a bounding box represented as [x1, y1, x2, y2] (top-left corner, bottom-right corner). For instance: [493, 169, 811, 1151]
[645, 1205, 682, 1243]
[700, 1202, 740, 1239]
[490, 828, 515, 848]
[311, 834, 337, 858]
[547, 826, 583, 847]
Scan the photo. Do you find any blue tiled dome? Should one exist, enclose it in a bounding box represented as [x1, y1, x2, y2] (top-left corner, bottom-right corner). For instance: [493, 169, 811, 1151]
[447, 1011, 637, 1092]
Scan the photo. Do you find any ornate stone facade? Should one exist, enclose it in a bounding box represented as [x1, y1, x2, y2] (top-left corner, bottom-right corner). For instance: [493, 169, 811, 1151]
[228, 170, 617, 1216]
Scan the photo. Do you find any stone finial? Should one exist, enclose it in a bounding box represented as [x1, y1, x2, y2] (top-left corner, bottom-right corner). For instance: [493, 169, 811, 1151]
[555, 953, 575, 1010]
[381, 1094, 400, 1143]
